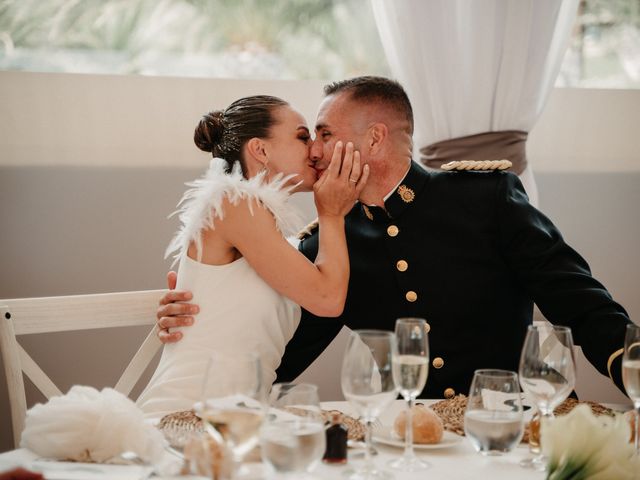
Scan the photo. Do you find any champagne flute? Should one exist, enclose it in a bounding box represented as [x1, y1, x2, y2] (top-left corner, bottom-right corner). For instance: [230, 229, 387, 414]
[260, 383, 326, 478]
[341, 330, 398, 480]
[389, 318, 429, 471]
[622, 323, 640, 454]
[518, 324, 576, 470]
[464, 369, 524, 455]
[198, 352, 265, 466]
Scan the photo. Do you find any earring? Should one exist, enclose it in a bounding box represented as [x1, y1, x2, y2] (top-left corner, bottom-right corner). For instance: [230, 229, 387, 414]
[260, 160, 270, 175]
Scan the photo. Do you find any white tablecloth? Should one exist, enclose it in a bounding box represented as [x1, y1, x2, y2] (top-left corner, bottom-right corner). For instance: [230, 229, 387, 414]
[0, 400, 544, 479]
[313, 400, 543, 480]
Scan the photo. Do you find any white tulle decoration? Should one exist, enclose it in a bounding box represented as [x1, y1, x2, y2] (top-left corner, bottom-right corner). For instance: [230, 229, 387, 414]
[20, 386, 166, 464]
[165, 157, 304, 267]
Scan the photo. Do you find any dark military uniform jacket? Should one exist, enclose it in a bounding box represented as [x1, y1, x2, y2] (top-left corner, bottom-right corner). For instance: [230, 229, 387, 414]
[276, 161, 630, 398]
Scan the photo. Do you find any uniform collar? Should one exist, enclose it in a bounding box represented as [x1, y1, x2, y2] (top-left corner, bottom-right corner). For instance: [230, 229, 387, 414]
[359, 161, 428, 222]
[383, 164, 410, 202]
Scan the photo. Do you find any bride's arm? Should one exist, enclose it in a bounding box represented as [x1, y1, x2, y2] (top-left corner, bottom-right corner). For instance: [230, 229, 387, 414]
[217, 142, 367, 317]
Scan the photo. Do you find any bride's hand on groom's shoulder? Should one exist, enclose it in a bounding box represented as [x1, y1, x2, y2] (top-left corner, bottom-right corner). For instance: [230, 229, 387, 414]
[313, 141, 369, 218]
[156, 271, 199, 344]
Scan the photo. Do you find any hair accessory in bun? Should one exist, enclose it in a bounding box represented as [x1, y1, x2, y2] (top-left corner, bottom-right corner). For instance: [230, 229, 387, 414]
[194, 110, 225, 154]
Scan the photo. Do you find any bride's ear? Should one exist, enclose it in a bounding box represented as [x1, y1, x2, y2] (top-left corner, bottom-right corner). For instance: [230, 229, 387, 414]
[245, 137, 268, 168]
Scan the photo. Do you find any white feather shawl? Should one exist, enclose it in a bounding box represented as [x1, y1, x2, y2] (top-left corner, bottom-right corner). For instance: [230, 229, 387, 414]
[166, 157, 304, 266]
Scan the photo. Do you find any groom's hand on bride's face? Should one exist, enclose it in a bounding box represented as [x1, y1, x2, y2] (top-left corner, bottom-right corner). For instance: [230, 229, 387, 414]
[156, 271, 199, 344]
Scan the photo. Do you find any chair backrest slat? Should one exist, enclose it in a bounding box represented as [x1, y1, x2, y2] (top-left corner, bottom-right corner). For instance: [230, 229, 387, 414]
[5, 290, 164, 335]
[0, 289, 166, 447]
[114, 327, 162, 396]
[19, 344, 64, 399]
[0, 309, 27, 447]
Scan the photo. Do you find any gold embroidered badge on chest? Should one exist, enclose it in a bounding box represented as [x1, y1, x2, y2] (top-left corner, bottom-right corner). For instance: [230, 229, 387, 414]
[397, 185, 415, 203]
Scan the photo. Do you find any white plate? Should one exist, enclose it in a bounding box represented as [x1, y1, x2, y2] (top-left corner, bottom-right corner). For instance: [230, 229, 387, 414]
[372, 427, 463, 450]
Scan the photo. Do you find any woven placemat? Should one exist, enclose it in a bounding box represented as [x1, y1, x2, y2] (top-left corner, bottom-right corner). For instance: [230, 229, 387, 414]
[158, 410, 204, 448]
[158, 407, 366, 447]
[321, 409, 366, 441]
[281, 407, 366, 441]
[428, 395, 468, 436]
[429, 395, 615, 443]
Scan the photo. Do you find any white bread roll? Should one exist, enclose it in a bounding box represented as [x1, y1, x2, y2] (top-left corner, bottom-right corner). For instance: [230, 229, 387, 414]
[393, 404, 444, 444]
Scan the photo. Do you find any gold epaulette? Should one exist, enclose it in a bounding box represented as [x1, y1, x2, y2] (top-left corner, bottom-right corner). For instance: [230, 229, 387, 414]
[296, 219, 319, 240]
[441, 159, 512, 171]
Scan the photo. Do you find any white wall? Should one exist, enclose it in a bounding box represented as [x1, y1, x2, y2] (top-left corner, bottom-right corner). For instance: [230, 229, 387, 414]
[0, 72, 326, 168]
[0, 72, 638, 452]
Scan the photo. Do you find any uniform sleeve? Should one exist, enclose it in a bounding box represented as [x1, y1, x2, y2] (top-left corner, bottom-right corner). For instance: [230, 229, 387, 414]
[496, 173, 630, 392]
[275, 233, 344, 382]
[275, 309, 344, 382]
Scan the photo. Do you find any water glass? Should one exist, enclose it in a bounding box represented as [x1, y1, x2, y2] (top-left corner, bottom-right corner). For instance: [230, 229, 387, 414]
[464, 369, 524, 455]
[389, 318, 430, 471]
[260, 383, 326, 478]
[341, 330, 398, 480]
[198, 352, 265, 465]
[622, 323, 640, 454]
[518, 324, 575, 470]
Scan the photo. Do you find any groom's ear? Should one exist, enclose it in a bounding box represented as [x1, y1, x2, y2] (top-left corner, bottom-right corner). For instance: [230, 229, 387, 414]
[367, 123, 388, 155]
[246, 137, 268, 165]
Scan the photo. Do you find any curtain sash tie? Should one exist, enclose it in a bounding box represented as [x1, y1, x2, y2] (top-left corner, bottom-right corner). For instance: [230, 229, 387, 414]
[420, 130, 528, 175]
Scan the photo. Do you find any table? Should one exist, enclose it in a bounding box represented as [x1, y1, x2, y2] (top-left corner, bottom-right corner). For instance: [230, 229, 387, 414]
[313, 400, 543, 480]
[0, 400, 544, 479]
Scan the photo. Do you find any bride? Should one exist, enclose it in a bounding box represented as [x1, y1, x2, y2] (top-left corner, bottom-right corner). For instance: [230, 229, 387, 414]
[137, 95, 367, 417]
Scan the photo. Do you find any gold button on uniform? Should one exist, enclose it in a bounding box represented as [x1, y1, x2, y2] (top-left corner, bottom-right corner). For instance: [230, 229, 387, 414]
[387, 225, 399, 237]
[432, 357, 444, 369]
[444, 388, 455, 399]
[396, 260, 408, 272]
[405, 291, 417, 302]
[424, 323, 431, 333]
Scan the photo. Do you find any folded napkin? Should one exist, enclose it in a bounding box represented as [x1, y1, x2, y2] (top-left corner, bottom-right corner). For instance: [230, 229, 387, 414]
[20, 386, 166, 464]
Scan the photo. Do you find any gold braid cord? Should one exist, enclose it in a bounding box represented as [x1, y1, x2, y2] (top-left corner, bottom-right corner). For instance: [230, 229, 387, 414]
[607, 347, 624, 381]
[441, 159, 512, 171]
[296, 219, 319, 240]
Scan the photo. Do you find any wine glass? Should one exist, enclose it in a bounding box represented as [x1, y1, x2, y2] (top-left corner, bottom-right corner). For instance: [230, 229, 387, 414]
[198, 352, 265, 467]
[464, 369, 524, 455]
[341, 330, 398, 480]
[518, 324, 576, 470]
[260, 383, 326, 478]
[622, 323, 640, 454]
[388, 318, 429, 471]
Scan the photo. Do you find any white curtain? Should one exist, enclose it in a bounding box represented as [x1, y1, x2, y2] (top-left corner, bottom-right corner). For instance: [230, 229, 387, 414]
[371, 0, 580, 206]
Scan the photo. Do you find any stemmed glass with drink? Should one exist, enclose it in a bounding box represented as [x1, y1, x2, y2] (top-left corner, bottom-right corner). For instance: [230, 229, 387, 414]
[464, 369, 524, 455]
[341, 330, 398, 480]
[389, 318, 430, 471]
[518, 324, 576, 470]
[198, 352, 266, 469]
[622, 323, 640, 454]
[260, 383, 326, 478]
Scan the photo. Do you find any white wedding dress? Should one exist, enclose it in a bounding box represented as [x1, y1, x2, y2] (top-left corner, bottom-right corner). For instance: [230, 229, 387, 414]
[137, 158, 303, 418]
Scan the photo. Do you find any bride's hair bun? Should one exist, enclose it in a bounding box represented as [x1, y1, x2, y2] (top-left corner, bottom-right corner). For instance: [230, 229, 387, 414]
[192, 96, 288, 173]
[194, 110, 225, 154]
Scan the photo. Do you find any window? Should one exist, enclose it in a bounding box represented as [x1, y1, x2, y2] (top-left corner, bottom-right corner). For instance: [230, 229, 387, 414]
[0, 0, 389, 79]
[558, 0, 640, 88]
[1, 0, 637, 88]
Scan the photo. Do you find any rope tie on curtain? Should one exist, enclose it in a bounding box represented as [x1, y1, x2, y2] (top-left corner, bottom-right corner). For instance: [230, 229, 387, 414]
[420, 130, 528, 175]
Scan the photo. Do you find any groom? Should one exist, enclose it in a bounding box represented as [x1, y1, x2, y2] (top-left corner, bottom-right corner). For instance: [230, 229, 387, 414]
[156, 76, 632, 398]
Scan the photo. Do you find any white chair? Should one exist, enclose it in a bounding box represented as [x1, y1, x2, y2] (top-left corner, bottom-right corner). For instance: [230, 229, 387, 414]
[0, 289, 166, 447]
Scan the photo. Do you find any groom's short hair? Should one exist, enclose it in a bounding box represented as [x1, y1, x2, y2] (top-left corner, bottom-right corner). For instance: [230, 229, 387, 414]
[324, 76, 413, 133]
